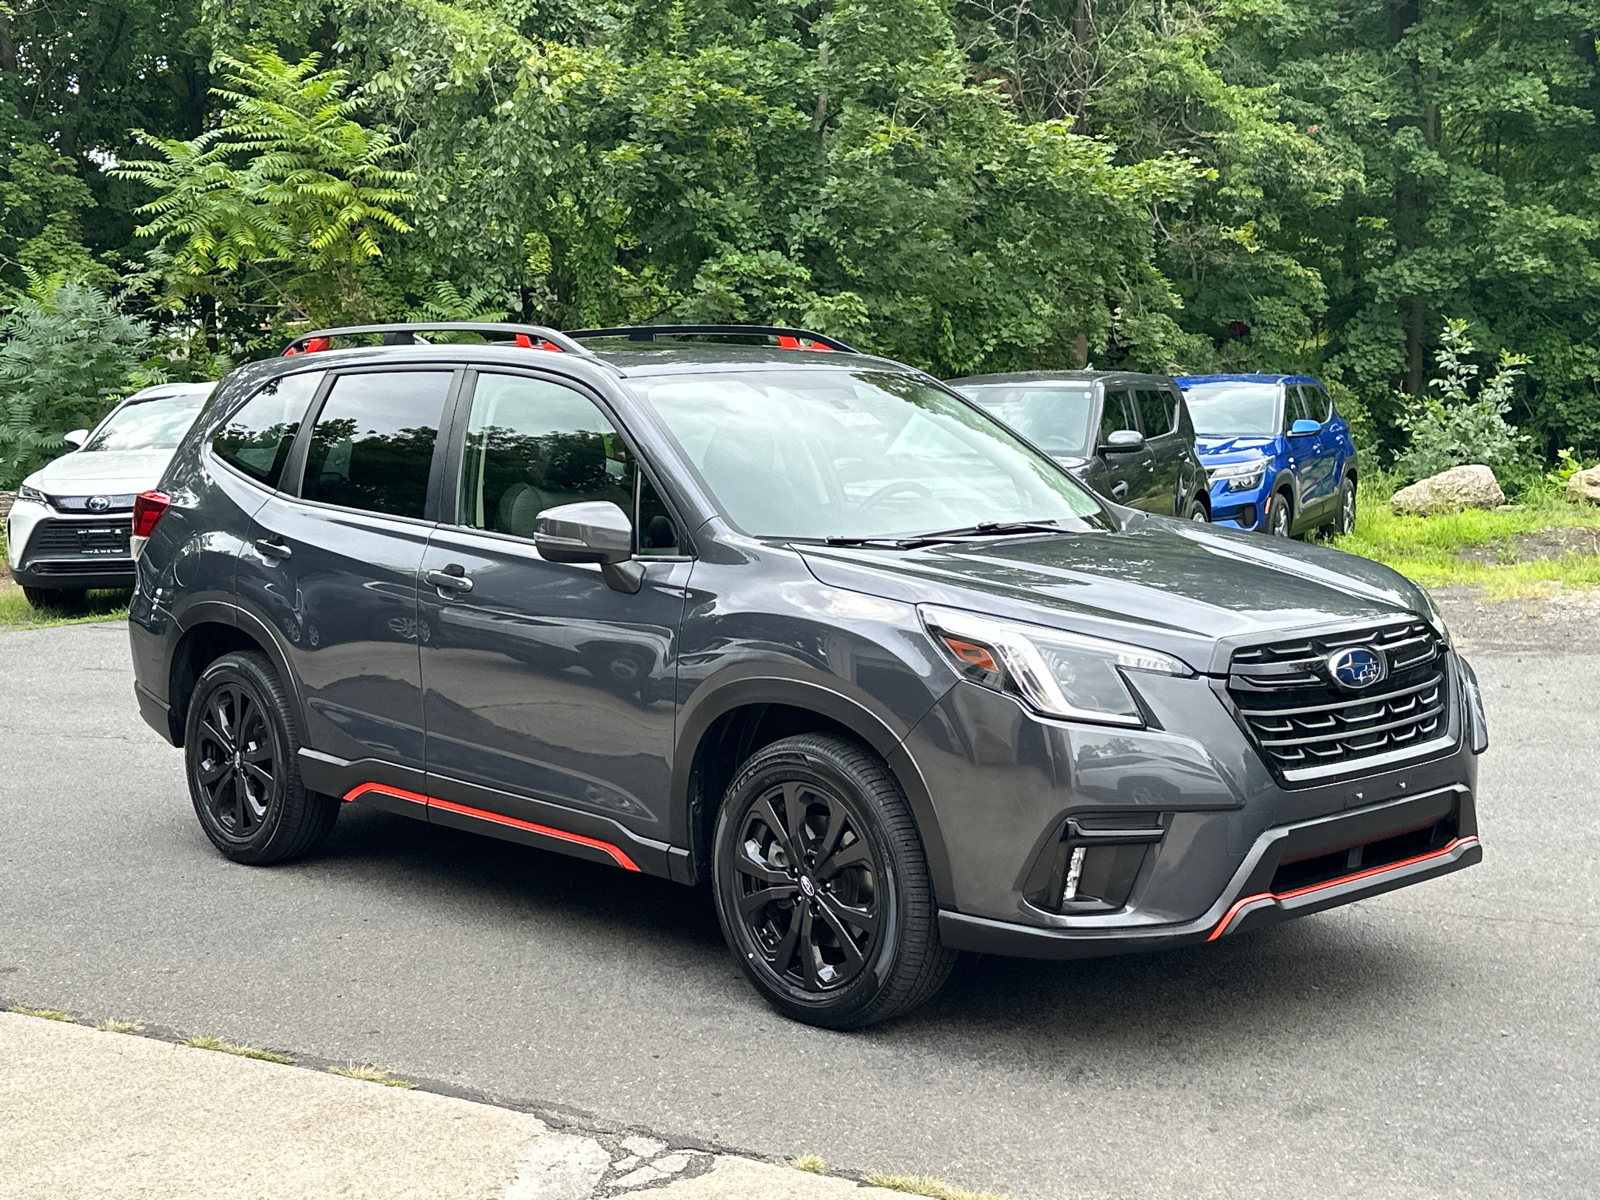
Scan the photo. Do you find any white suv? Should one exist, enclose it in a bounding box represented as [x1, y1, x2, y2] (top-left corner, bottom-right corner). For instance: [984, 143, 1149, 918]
[7, 382, 212, 608]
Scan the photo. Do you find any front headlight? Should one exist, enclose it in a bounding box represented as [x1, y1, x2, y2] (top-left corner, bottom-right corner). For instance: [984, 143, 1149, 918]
[17, 484, 49, 506]
[1207, 457, 1270, 492]
[920, 605, 1193, 727]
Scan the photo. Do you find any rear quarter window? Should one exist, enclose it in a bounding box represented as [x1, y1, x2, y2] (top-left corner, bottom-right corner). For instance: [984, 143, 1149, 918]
[212, 371, 327, 489]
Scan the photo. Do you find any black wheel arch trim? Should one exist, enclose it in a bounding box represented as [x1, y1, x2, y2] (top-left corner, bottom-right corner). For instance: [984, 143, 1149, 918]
[163, 599, 311, 750]
[672, 666, 954, 904]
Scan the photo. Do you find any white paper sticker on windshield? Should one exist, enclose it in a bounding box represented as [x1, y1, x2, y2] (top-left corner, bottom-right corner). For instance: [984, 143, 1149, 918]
[831, 411, 881, 427]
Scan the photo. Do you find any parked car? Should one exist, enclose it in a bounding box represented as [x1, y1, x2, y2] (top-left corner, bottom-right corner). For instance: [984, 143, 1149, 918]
[948, 370, 1211, 519]
[1175, 374, 1358, 538]
[7, 382, 214, 608]
[128, 323, 1485, 1030]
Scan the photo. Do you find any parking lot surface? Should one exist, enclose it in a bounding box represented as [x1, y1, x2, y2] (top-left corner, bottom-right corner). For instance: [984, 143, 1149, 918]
[1, 603, 1595, 1200]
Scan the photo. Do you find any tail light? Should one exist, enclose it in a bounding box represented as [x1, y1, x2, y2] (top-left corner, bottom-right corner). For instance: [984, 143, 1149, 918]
[132, 491, 170, 538]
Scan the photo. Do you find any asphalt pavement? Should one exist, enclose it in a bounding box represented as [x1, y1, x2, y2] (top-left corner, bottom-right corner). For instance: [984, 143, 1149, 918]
[1, 599, 1596, 1200]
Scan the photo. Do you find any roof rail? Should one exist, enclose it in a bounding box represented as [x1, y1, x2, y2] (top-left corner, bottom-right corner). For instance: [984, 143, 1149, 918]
[281, 322, 595, 357]
[563, 324, 859, 354]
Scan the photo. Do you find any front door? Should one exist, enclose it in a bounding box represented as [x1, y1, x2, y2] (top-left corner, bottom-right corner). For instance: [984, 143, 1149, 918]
[1133, 386, 1184, 514]
[1096, 388, 1156, 507]
[1297, 384, 1339, 516]
[239, 367, 457, 774]
[418, 370, 690, 866]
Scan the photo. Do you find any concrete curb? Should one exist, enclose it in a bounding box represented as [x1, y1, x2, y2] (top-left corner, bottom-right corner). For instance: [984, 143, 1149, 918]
[0, 1011, 910, 1200]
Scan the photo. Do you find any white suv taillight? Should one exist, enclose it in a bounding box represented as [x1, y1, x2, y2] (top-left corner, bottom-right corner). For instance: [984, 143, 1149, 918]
[131, 491, 170, 559]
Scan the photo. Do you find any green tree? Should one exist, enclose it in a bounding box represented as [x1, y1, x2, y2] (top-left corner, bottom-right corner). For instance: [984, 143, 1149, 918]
[0, 275, 156, 488]
[114, 47, 415, 342]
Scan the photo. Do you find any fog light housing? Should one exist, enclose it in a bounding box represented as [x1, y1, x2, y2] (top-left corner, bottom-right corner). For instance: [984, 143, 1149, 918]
[1025, 815, 1165, 913]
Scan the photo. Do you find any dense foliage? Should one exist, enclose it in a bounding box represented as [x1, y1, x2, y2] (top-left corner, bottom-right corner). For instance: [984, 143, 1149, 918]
[1, 0, 1598, 478]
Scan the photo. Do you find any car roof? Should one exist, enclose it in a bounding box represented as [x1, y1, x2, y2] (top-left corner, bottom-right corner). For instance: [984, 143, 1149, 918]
[946, 369, 1175, 387]
[122, 382, 216, 403]
[1174, 373, 1321, 387]
[245, 341, 924, 385]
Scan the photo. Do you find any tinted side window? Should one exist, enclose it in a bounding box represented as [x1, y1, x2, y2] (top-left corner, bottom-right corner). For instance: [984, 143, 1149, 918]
[637, 474, 681, 556]
[1300, 385, 1331, 423]
[212, 371, 326, 489]
[301, 371, 453, 519]
[459, 373, 633, 538]
[1099, 390, 1138, 443]
[1282, 386, 1312, 431]
[1136, 388, 1176, 436]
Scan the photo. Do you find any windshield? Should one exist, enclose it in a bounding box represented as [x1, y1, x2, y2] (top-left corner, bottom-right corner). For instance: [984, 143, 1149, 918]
[84, 391, 209, 452]
[957, 383, 1096, 458]
[1181, 382, 1280, 437]
[627, 369, 1104, 540]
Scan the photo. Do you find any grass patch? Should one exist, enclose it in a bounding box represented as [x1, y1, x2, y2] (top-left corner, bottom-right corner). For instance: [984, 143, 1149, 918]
[865, 1172, 1010, 1200]
[182, 1034, 294, 1064]
[1329, 478, 1600, 598]
[95, 1018, 142, 1033]
[327, 1063, 416, 1088]
[790, 1155, 827, 1174]
[9, 1005, 74, 1022]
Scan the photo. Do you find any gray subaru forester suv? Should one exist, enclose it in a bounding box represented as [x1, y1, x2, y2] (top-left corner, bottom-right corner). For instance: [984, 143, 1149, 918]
[127, 323, 1487, 1029]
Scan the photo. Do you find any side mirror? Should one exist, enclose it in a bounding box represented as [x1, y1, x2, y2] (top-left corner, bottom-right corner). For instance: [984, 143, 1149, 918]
[1100, 429, 1145, 454]
[534, 500, 643, 594]
[1288, 419, 1321, 437]
[63, 429, 89, 448]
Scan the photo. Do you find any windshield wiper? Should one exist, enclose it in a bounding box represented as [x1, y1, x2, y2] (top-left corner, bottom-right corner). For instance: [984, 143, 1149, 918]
[894, 520, 1065, 548]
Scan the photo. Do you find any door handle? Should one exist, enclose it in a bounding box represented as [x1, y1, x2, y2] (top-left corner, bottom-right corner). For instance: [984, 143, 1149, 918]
[254, 537, 292, 561]
[426, 567, 474, 594]
[1111, 481, 1129, 499]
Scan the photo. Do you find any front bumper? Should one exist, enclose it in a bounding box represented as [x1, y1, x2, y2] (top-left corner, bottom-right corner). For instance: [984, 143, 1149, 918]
[7, 502, 137, 590]
[1206, 477, 1271, 530]
[904, 656, 1480, 959]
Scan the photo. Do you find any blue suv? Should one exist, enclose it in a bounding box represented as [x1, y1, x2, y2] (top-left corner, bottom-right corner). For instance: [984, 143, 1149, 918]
[1176, 374, 1357, 538]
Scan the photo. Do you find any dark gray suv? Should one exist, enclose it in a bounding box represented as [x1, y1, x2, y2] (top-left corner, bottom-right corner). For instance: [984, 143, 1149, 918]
[948, 370, 1210, 519]
[128, 323, 1487, 1029]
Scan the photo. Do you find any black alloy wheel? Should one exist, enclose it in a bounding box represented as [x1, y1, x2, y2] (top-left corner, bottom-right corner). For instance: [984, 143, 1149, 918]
[194, 681, 276, 842]
[185, 651, 339, 864]
[1268, 489, 1294, 537]
[713, 734, 956, 1029]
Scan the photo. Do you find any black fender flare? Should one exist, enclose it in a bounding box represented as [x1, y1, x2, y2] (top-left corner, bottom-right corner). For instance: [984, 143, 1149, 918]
[671, 664, 954, 905]
[169, 599, 310, 745]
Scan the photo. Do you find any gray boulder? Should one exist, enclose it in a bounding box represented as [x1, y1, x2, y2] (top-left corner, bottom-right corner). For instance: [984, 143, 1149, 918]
[1391, 465, 1506, 517]
[1567, 465, 1600, 506]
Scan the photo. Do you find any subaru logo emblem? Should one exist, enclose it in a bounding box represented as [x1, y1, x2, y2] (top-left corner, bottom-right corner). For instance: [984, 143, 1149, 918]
[1327, 646, 1387, 690]
[799, 876, 816, 898]
[87, 495, 110, 512]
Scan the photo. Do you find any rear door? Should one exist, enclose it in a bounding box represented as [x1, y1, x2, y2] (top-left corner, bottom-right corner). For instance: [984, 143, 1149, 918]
[417, 369, 691, 868]
[239, 367, 457, 781]
[1133, 386, 1184, 514]
[1095, 388, 1155, 507]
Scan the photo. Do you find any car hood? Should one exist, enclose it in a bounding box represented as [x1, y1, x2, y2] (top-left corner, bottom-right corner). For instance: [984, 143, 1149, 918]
[1194, 435, 1278, 465]
[797, 515, 1430, 674]
[24, 449, 175, 497]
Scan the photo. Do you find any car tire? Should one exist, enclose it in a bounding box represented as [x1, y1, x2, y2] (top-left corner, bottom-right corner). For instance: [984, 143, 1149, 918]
[1267, 489, 1294, 537]
[1330, 476, 1357, 536]
[21, 586, 86, 610]
[1185, 497, 1209, 522]
[712, 733, 956, 1030]
[184, 650, 339, 865]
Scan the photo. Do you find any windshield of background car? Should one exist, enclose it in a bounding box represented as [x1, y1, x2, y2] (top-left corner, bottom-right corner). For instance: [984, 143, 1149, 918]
[957, 383, 1096, 458]
[1181, 382, 1280, 437]
[628, 369, 1106, 539]
[84, 392, 209, 452]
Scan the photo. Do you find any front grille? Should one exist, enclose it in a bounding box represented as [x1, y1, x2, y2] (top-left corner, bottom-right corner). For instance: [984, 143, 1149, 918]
[1229, 621, 1453, 780]
[24, 518, 132, 561]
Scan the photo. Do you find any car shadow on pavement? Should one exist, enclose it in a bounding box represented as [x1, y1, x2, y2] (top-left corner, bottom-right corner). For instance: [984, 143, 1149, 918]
[300, 804, 1440, 1060]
